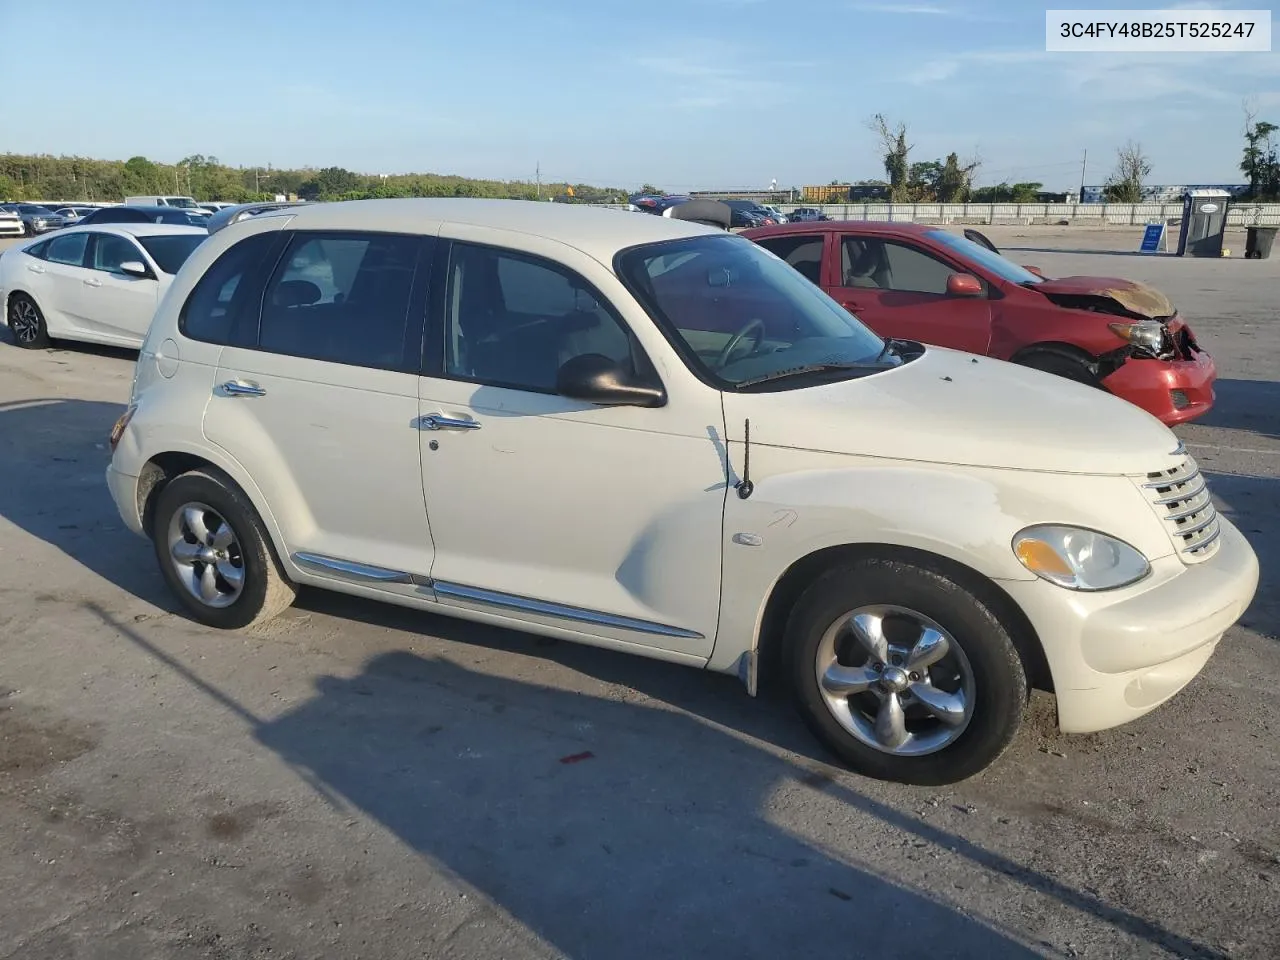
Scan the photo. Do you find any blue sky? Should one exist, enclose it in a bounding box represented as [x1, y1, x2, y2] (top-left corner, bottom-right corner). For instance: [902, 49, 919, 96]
[2, 0, 1277, 191]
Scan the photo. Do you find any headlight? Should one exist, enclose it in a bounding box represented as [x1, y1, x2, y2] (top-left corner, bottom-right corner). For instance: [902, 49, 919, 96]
[1108, 320, 1165, 355]
[1013, 524, 1150, 591]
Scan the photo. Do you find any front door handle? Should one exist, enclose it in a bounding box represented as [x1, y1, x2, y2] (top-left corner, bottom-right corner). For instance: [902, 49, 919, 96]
[83, 277, 103, 287]
[220, 380, 266, 397]
[418, 414, 481, 431]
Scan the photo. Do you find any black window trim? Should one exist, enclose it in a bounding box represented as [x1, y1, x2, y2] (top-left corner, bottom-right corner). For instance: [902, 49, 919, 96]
[43, 230, 92, 269]
[247, 228, 432, 375]
[425, 237, 661, 398]
[178, 230, 290, 347]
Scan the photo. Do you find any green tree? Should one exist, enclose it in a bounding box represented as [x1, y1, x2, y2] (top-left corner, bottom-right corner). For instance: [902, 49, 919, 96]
[299, 166, 364, 199]
[1241, 115, 1279, 200]
[1102, 141, 1150, 202]
[867, 114, 911, 201]
[936, 152, 977, 202]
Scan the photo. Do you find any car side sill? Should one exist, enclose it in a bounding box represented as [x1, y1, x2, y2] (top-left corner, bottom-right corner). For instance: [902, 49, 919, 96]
[291, 551, 704, 641]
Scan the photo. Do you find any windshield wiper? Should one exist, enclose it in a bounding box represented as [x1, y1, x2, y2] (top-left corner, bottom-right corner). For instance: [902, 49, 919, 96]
[734, 361, 895, 389]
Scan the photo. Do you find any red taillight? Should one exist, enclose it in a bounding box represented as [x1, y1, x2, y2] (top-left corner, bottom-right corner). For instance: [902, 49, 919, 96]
[109, 404, 136, 452]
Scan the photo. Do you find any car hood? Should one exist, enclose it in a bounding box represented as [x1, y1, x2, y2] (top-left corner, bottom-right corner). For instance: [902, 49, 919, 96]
[1030, 275, 1175, 319]
[722, 346, 1181, 476]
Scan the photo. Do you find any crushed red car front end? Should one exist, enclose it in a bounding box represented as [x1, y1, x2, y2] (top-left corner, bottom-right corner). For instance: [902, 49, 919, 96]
[1099, 318, 1216, 426]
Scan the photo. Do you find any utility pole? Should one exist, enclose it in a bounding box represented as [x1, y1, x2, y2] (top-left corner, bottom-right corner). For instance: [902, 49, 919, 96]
[1079, 149, 1087, 202]
[536, 162, 541, 200]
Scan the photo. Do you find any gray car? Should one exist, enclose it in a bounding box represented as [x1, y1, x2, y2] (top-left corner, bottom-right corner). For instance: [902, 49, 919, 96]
[0, 203, 69, 236]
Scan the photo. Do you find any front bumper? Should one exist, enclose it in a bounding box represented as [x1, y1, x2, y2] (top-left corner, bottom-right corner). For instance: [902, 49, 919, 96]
[107, 464, 145, 537]
[1003, 515, 1259, 734]
[1101, 346, 1216, 426]
[0, 221, 23, 236]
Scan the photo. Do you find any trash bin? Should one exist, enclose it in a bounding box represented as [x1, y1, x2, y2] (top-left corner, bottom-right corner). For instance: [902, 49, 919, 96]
[1245, 226, 1277, 259]
[1176, 189, 1231, 257]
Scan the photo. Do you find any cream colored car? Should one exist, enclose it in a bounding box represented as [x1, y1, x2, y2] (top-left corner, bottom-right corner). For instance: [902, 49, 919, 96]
[106, 199, 1259, 784]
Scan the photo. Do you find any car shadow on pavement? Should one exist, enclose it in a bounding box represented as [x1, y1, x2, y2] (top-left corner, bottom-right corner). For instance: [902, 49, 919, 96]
[0, 397, 173, 609]
[1204, 470, 1280, 641]
[1192, 378, 1280, 444]
[93, 602, 1233, 960]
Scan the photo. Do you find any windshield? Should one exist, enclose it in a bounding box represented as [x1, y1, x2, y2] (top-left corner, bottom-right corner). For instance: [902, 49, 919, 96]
[164, 197, 199, 209]
[925, 230, 1045, 285]
[615, 234, 895, 390]
[138, 234, 205, 273]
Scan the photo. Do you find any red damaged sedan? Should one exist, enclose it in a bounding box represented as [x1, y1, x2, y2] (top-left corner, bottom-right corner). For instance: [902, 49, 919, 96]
[741, 222, 1215, 425]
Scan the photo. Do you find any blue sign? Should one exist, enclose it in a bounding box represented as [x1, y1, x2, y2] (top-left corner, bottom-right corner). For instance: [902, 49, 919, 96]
[1140, 222, 1166, 253]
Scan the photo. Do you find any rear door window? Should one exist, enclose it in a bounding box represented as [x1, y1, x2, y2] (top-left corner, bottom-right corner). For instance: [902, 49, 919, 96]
[257, 232, 424, 372]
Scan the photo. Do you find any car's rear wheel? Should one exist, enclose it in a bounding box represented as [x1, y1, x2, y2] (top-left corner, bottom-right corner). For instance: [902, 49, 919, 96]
[785, 559, 1027, 785]
[151, 468, 296, 629]
[8, 293, 50, 349]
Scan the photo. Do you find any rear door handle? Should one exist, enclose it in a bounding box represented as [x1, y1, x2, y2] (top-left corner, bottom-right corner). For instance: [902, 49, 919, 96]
[26, 264, 44, 274]
[220, 380, 266, 397]
[418, 414, 481, 431]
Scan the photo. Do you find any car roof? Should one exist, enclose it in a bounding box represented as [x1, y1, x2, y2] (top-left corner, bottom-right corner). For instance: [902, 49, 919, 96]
[261, 198, 723, 259]
[741, 220, 940, 238]
[54, 223, 209, 238]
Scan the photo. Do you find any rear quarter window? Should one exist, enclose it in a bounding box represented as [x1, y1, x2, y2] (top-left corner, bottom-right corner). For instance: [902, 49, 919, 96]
[179, 232, 282, 346]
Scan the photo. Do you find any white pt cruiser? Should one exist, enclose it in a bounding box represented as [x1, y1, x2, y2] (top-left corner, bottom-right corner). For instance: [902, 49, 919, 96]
[107, 199, 1259, 784]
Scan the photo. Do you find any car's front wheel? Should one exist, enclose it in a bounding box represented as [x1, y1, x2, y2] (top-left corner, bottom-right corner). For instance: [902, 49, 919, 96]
[7, 293, 50, 348]
[151, 468, 296, 629]
[786, 558, 1027, 785]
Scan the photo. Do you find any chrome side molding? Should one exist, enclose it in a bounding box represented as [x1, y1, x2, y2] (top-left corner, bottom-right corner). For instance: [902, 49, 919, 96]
[291, 552, 703, 641]
[432, 580, 704, 640]
[293, 552, 428, 586]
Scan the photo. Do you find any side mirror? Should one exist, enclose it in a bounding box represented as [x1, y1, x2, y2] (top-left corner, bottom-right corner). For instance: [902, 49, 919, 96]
[1022, 264, 1045, 278]
[946, 272, 984, 297]
[119, 261, 150, 278]
[555, 353, 666, 408]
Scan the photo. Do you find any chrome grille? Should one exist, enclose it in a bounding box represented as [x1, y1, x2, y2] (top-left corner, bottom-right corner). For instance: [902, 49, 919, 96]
[1142, 456, 1221, 561]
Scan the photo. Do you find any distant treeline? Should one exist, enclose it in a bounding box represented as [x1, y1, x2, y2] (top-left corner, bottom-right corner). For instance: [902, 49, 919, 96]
[0, 153, 629, 204]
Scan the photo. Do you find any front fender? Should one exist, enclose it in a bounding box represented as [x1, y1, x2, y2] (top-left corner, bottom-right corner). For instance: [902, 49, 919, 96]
[706, 450, 1171, 674]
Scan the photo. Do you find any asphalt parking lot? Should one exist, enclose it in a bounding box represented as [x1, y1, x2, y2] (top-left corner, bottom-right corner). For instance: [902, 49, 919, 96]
[1, 225, 1277, 960]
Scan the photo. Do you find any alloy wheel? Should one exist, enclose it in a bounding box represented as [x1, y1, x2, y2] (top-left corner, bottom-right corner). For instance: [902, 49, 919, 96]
[9, 299, 40, 344]
[166, 502, 246, 608]
[814, 604, 976, 756]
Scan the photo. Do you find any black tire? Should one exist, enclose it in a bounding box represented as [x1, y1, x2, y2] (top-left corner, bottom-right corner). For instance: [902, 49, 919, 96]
[785, 559, 1027, 785]
[151, 468, 296, 629]
[1016, 349, 1101, 388]
[7, 293, 50, 349]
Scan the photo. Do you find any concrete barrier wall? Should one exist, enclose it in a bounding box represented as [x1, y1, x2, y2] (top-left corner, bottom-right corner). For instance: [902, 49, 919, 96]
[770, 202, 1280, 226]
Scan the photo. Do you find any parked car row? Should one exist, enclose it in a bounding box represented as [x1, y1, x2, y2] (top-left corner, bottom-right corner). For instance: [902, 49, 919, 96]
[49, 198, 1252, 787]
[0, 196, 252, 237]
[629, 194, 788, 227]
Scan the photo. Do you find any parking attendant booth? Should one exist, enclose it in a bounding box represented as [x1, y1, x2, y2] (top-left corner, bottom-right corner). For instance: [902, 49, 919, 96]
[1176, 189, 1231, 257]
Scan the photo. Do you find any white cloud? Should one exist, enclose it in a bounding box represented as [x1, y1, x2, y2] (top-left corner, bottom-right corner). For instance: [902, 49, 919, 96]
[635, 52, 802, 109]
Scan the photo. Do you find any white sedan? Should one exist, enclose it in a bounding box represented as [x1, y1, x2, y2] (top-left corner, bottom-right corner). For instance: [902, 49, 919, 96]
[0, 223, 206, 349]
